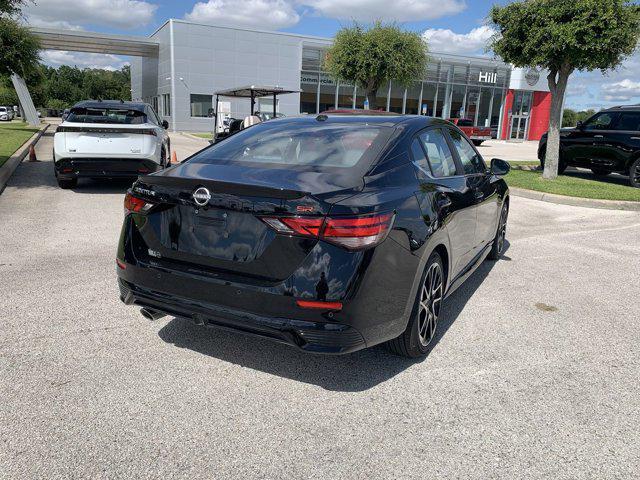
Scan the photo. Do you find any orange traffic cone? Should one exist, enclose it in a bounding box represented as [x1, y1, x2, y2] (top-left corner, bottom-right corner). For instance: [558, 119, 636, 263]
[171, 150, 178, 164]
[28, 145, 37, 162]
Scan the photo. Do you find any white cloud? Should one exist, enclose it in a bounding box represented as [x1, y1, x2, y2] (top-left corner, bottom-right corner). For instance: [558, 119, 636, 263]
[565, 52, 640, 110]
[24, 0, 157, 30]
[601, 79, 640, 102]
[41, 51, 130, 71]
[185, 0, 467, 30]
[422, 26, 494, 55]
[302, 0, 466, 22]
[185, 0, 300, 30]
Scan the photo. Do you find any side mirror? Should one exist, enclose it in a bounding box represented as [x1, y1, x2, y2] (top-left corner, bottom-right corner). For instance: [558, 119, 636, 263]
[576, 120, 583, 129]
[161, 120, 169, 129]
[490, 158, 511, 176]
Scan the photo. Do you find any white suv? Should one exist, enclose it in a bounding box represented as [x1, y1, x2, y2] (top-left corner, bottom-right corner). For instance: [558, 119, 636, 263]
[53, 100, 170, 189]
[0, 106, 14, 121]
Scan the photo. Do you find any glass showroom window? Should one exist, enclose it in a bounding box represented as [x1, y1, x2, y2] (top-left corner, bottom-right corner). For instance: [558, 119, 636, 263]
[300, 71, 319, 114]
[190, 94, 213, 117]
[162, 93, 171, 116]
[405, 82, 422, 115]
[337, 81, 355, 109]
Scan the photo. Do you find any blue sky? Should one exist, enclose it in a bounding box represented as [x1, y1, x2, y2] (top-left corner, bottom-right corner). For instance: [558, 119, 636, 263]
[23, 0, 640, 110]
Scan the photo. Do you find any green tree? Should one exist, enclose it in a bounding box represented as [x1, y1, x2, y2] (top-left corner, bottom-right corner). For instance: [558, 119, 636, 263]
[489, 0, 640, 179]
[0, 17, 40, 78]
[562, 108, 577, 128]
[1, 0, 40, 78]
[324, 22, 428, 110]
[0, 0, 29, 17]
[562, 108, 598, 127]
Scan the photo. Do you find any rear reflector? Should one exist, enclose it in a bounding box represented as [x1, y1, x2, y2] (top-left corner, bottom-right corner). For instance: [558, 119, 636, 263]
[116, 259, 126, 270]
[296, 300, 343, 311]
[124, 192, 153, 215]
[261, 212, 395, 250]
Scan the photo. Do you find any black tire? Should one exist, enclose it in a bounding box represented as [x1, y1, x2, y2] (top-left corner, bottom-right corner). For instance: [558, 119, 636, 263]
[487, 201, 509, 260]
[57, 177, 77, 189]
[591, 168, 609, 176]
[160, 148, 167, 169]
[630, 158, 640, 188]
[472, 140, 483, 147]
[387, 251, 444, 358]
[540, 151, 567, 174]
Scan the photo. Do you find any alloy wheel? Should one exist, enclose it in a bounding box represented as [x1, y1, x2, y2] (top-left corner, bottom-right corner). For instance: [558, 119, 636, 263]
[633, 162, 640, 185]
[418, 262, 443, 347]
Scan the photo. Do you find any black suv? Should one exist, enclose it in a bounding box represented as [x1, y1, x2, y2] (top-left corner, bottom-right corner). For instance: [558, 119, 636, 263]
[538, 105, 640, 188]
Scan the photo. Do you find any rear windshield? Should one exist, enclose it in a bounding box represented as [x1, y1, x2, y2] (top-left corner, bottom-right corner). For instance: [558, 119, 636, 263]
[188, 121, 393, 170]
[67, 107, 147, 124]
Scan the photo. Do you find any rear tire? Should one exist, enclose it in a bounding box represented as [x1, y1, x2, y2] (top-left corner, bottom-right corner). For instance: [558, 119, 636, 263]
[488, 201, 509, 261]
[630, 158, 640, 188]
[472, 140, 483, 146]
[387, 252, 444, 358]
[57, 177, 77, 189]
[591, 168, 609, 176]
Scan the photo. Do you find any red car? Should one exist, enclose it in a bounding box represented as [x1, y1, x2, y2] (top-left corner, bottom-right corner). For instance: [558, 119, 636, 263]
[447, 118, 492, 146]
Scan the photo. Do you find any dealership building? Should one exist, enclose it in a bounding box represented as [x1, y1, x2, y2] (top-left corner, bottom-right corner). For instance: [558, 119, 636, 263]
[34, 19, 552, 140]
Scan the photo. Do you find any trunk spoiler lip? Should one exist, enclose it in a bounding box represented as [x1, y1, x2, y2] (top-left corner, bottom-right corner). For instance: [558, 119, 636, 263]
[135, 174, 312, 201]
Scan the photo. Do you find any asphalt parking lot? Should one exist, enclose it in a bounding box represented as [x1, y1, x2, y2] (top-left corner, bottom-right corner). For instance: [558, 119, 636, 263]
[1, 132, 639, 479]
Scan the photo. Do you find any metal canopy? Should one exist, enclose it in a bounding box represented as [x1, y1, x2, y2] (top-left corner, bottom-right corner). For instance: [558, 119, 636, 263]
[30, 27, 159, 57]
[212, 85, 300, 142]
[213, 85, 300, 98]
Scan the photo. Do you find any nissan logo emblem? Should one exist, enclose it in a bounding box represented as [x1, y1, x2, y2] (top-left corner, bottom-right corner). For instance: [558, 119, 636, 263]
[192, 187, 211, 207]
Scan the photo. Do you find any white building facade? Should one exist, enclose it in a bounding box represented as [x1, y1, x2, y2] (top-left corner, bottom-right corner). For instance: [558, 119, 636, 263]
[131, 19, 523, 136]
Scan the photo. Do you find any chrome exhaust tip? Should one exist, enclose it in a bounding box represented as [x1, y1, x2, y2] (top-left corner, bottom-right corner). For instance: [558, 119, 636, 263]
[140, 307, 166, 321]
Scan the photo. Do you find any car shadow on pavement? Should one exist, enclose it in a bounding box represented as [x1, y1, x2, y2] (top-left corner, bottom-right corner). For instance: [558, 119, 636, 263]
[563, 169, 630, 187]
[70, 178, 134, 194]
[156, 245, 505, 392]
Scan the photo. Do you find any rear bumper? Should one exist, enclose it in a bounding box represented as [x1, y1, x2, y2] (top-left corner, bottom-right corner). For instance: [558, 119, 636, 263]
[470, 135, 491, 141]
[118, 277, 366, 354]
[55, 157, 161, 178]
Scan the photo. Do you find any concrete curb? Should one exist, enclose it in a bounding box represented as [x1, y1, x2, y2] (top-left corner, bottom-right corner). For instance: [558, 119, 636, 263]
[180, 132, 211, 142]
[510, 187, 640, 211]
[0, 123, 50, 195]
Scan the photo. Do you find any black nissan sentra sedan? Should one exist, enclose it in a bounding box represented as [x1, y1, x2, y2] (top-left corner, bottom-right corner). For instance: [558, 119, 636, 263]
[116, 113, 510, 358]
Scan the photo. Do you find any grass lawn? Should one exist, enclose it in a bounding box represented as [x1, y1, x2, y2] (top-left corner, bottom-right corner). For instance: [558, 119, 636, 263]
[508, 160, 539, 166]
[505, 169, 640, 202]
[0, 121, 39, 168]
[190, 132, 213, 140]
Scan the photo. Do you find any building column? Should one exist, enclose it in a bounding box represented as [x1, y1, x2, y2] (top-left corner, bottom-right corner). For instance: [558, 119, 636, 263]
[442, 69, 452, 119]
[169, 19, 177, 132]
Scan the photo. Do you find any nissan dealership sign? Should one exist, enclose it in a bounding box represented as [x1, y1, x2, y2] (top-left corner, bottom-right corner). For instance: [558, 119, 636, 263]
[509, 67, 549, 92]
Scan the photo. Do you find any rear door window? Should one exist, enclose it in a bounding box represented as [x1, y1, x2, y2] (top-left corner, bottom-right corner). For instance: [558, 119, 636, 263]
[417, 129, 457, 178]
[613, 112, 640, 131]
